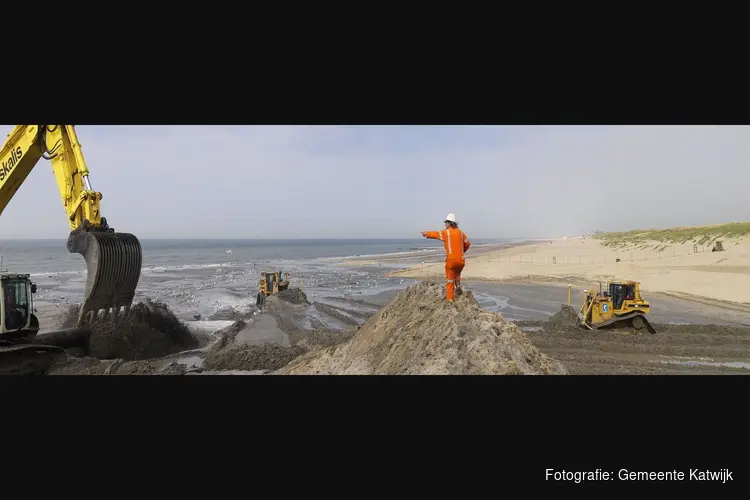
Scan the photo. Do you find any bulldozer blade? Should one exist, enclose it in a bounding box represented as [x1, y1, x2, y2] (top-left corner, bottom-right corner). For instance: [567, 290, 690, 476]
[67, 231, 142, 327]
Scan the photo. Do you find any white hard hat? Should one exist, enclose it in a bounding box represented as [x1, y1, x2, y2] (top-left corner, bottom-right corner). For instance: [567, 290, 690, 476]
[444, 213, 457, 223]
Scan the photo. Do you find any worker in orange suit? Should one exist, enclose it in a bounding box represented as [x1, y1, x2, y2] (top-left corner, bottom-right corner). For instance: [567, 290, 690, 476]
[421, 213, 471, 302]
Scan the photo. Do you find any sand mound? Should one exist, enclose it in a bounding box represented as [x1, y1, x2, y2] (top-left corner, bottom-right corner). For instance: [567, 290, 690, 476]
[546, 305, 580, 329]
[276, 282, 568, 375]
[209, 305, 256, 321]
[59, 300, 199, 360]
[276, 287, 310, 305]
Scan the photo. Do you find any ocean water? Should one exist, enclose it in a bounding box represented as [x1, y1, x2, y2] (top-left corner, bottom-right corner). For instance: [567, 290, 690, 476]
[0, 238, 515, 319]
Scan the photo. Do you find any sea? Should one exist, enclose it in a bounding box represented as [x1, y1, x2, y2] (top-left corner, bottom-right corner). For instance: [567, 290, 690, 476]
[0, 238, 520, 322]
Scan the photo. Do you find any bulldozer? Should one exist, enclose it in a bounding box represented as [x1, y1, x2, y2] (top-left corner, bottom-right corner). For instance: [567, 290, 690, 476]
[255, 271, 290, 308]
[578, 280, 656, 334]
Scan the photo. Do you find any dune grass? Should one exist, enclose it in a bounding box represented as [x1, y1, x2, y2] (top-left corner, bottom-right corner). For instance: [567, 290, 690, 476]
[594, 222, 750, 249]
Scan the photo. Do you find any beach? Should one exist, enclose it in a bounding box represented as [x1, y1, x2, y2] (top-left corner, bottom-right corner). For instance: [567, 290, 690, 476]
[387, 224, 750, 307]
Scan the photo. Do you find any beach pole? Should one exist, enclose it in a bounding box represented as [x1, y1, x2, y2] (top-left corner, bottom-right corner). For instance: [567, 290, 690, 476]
[568, 285, 572, 319]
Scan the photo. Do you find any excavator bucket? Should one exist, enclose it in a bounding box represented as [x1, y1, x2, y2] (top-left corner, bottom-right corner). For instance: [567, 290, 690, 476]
[67, 231, 142, 326]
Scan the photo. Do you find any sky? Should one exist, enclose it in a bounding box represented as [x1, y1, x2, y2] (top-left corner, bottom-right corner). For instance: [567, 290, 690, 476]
[0, 125, 748, 239]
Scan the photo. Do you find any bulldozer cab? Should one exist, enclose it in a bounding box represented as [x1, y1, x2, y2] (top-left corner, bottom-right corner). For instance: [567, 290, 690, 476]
[0, 274, 38, 335]
[608, 281, 636, 310]
[257, 270, 291, 309]
[260, 271, 288, 295]
[260, 272, 277, 295]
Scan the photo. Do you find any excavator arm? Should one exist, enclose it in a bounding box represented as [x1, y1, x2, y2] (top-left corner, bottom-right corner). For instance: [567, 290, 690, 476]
[0, 125, 142, 326]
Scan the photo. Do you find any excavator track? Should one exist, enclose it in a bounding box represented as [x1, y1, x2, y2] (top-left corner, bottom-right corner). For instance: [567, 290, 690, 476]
[0, 343, 66, 375]
[584, 311, 657, 334]
[68, 230, 142, 326]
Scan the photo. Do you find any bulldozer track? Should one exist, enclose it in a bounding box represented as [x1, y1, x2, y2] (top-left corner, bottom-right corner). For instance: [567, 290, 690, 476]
[585, 311, 656, 334]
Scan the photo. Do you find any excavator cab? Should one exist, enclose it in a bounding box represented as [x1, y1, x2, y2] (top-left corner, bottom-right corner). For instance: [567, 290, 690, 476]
[0, 274, 40, 338]
[579, 280, 655, 334]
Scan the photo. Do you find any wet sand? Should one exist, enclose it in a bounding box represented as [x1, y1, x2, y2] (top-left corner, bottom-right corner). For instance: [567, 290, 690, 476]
[234, 314, 290, 347]
[516, 311, 750, 375]
[337, 280, 750, 325]
[464, 281, 750, 326]
[290, 281, 750, 375]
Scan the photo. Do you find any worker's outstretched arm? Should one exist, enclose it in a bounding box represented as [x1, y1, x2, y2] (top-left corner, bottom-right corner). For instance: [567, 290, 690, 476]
[463, 233, 471, 252]
[422, 231, 442, 240]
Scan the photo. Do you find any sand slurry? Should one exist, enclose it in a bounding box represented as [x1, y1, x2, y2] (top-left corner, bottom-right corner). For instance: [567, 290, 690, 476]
[199, 288, 355, 372]
[45, 300, 203, 375]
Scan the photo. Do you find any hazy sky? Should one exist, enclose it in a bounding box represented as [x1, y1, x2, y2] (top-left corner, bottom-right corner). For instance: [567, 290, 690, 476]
[0, 125, 747, 239]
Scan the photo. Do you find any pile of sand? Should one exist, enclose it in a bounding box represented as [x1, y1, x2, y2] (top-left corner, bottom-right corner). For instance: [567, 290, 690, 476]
[276, 282, 568, 375]
[276, 287, 310, 305]
[208, 303, 257, 321]
[59, 300, 199, 361]
[545, 304, 580, 330]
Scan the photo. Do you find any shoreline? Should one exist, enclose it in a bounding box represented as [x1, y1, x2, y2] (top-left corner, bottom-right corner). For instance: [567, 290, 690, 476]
[332, 240, 537, 267]
[21, 240, 531, 277]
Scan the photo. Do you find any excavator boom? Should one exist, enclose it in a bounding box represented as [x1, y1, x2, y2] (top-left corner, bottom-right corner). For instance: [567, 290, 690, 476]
[0, 125, 142, 326]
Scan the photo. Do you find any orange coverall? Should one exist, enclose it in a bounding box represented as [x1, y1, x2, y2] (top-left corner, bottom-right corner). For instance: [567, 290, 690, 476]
[423, 228, 471, 301]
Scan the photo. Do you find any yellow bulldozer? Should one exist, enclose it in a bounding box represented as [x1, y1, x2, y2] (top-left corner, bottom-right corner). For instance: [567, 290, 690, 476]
[578, 280, 656, 334]
[255, 271, 290, 308]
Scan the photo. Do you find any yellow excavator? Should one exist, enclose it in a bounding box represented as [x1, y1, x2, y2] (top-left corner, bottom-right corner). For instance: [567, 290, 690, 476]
[0, 125, 142, 372]
[255, 271, 289, 308]
[578, 280, 656, 334]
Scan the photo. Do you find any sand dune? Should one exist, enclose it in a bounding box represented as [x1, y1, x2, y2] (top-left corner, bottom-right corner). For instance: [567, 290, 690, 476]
[389, 223, 750, 305]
